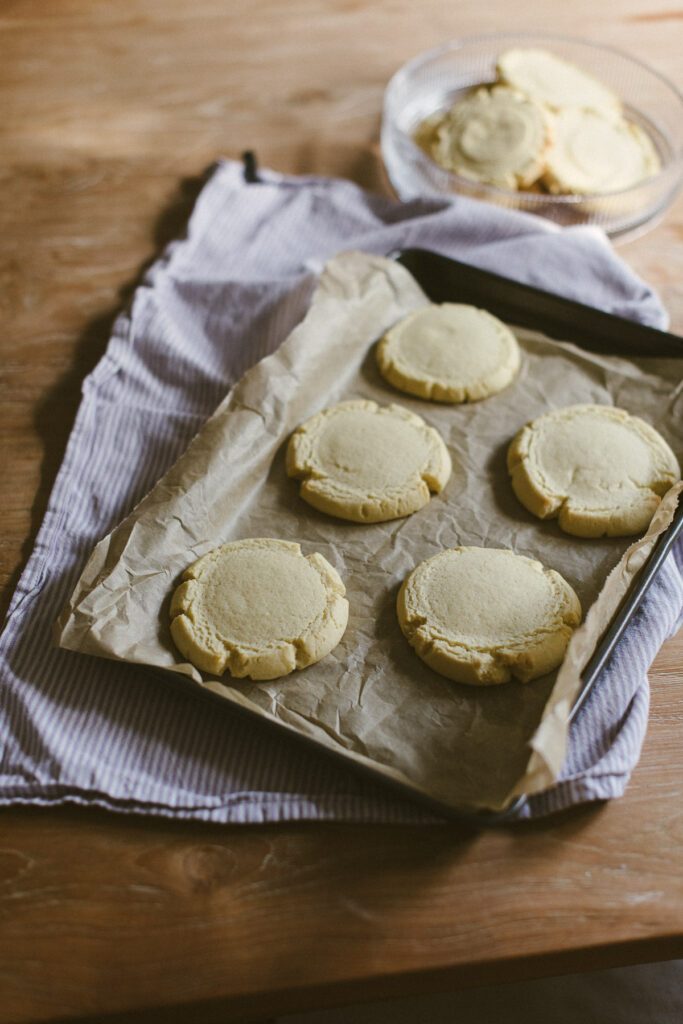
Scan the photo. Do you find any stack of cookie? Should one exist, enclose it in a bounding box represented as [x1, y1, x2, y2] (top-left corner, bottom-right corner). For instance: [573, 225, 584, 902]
[416, 48, 660, 195]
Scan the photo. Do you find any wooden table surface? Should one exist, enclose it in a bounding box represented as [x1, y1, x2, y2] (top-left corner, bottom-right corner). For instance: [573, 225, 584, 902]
[2, 2, 683, 1022]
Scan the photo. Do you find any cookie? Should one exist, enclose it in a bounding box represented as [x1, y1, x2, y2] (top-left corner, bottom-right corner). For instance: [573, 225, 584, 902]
[170, 538, 349, 679]
[431, 86, 551, 189]
[286, 399, 451, 523]
[413, 110, 445, 158]
[508, 404, 680, 537]
[376, 303, 520, 403]
[497, 48, 622, 117]
[398, 546, 581, 686]
[542, 108, 660, 194]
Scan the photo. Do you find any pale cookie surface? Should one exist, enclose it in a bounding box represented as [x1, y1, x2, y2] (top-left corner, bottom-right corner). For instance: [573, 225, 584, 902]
[543, 108, 660, 195]
[376, 303, 520, 403]
[432, 86, 551, 189]
[170, 538, 349, 680]
[497, 48, 622, 116]
[508, 405, 680, 538]
[286, 399, 451, 523]
[398, 547, 581, 686]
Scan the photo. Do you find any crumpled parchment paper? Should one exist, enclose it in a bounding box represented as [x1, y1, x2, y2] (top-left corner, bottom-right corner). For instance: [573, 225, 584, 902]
[55, 251, 683, 813]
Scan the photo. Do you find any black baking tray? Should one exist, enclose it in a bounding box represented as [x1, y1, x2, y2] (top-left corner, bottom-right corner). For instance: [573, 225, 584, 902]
[160, 248, 683, 825]
[394, 247, 683, 358]
[393, 248, 683, 820]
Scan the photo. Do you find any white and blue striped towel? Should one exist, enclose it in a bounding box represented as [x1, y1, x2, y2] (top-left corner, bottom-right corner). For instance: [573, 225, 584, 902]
[1, 159, 681, 822]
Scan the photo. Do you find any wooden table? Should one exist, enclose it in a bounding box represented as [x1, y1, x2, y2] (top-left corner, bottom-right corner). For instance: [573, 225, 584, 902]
[2, 3, 682, 1022]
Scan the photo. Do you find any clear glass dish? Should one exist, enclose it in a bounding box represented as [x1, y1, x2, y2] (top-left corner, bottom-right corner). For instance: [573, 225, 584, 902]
[381, 33, 683, 239]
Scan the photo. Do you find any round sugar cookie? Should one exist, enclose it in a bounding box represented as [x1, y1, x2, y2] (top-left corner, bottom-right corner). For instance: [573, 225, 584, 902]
[169, 538, 349, 680]
[432, 86, 551, 189]
[497, 48, 622, 117]
[398, 546, 581, 686]
[286, 399, 451, 523]
[508, 405, 680, 538]
[376, 303, 520, 403]
[542, 108, 660, 195]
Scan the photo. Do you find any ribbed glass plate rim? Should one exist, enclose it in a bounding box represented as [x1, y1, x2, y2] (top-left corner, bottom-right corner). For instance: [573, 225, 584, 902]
[384, 31, 683, 206]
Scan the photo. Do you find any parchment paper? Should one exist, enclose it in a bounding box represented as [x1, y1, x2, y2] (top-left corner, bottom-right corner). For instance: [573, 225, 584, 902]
[55, 252, 683, 813]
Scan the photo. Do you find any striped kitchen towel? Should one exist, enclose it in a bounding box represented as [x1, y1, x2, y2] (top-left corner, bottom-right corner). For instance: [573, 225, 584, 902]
[1, 159, 681, 822]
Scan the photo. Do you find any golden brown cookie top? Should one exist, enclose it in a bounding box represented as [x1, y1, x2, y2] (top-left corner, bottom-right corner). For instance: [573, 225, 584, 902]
[169, 538, 348, 679]
[508, 404, 680, 537]
[398, 546, 581, 686]
[286, 399, 451, 523]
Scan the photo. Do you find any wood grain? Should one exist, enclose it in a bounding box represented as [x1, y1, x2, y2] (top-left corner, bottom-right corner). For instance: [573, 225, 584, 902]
[1, 2, 683, 1022]
[2, 663, 683, 1024]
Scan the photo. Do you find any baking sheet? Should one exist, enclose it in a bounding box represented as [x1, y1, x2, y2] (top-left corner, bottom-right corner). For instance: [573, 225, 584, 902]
[55, 251, 683, 813]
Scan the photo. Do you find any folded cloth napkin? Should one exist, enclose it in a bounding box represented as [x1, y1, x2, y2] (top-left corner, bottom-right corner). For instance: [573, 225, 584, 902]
[1, 159, 681, 823]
